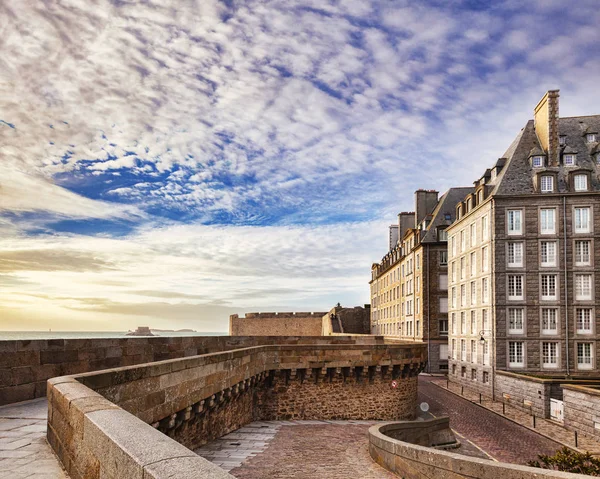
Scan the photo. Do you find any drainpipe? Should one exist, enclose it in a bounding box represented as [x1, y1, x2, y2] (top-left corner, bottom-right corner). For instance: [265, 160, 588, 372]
[427, 247, 431, 373]
[563, 196, 570, 377]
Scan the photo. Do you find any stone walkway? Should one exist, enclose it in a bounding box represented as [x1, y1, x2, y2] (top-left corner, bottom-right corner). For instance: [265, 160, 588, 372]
[196, 420, 396, 478]
[432, 377, 600, 455]
[0, 399, 66, 479]
[419, 375, 563, 464]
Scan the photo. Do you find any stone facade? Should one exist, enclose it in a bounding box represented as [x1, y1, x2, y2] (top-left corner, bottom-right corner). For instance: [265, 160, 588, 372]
[324, 305, 371, 335]
[47, 337, 427, 479]
[563, 384, 600, 439]
[229, 312, 327, 336]
[448, 90, 600, 397]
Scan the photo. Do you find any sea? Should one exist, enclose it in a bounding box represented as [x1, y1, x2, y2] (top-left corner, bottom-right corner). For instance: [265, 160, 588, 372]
[0, 331, 227, 340]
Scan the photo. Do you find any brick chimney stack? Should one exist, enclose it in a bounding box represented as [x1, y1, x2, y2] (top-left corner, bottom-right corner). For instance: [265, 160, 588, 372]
[414, 189, 439, 226]
[534, 90, 560, 167]
[397, 212, 415, 241]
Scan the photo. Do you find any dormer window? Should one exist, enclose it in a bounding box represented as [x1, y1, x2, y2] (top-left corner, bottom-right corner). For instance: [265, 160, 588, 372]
[559, 135, 567, 146]
[574, 174, 588, 192]
[564, 154, 576, 166]
[540, 176, 554, 193]
[587, 134, 597, 143]
[532, 156, 544, 168]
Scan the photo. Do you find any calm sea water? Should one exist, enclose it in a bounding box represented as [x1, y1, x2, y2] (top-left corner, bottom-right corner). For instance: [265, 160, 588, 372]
[0, 331, 227, 340]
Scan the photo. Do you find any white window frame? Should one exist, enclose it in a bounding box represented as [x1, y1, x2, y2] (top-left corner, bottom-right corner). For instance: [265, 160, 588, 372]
[508, 341, 524, 368]
[508, 308, 524, 334]
[575, 274, 593, 300]
[470, 252, 476, 276]
[507, 210, 523, 235]
[542, 342, 559, 369]
[541, 274, 558, 301]
[482, 277, 489, 303]
[483, 340, 490, 366]
[470, 281, 476, 306]
[540, 241, 557, 267]
[564, 154, 576, 166]
[587, 133, 597, 143]
[577, 342, 593, 370]
[540, 208, 556, 235]
[461, 339, 467, 361]
[440, 251, 448, 265]
[471, 340, 477, 364]
[470, 223, 477, 246]
[507, 242, 523, 267]
[576, 308, 593, 334]
[481, 246, 488, 272]
[574, 207, 591, 233]
[575, 240, 591, 266]
[532, 156, 544, 168]
[481, 215, 489, 240]
[542, 308, 558, 335]
[574, 174, 588, 192]
[508, 275, 523, 300]
[540, 176, 554, 193]
[461, 312, 466, 334]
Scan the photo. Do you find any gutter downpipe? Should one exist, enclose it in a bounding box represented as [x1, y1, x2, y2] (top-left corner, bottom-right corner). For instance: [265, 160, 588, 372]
[563, 196, 570, 377]
[427, 246, 431, 373]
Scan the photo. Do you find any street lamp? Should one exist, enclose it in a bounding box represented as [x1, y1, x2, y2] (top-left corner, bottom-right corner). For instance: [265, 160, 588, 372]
[478, 329, 492, 344]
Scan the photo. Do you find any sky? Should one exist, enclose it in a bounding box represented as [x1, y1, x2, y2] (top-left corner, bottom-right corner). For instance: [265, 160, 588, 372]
[1, 0, 599, 332]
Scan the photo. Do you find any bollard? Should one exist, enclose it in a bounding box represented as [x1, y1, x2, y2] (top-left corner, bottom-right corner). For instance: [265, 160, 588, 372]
[503, 402, 505, 415]
[575, 431, 578, 448]
[479, 393, 482, 404]
[532, 415, 536, 428]
[461, 386, 464, 396]
[447, 379, 449, 389]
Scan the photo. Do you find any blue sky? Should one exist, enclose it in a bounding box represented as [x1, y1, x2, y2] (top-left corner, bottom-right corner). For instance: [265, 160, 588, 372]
[1, 0, 599, 331]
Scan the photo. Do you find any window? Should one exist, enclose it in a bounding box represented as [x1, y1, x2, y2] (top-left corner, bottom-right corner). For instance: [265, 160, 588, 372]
[440, 319, 448, 335]
[481, 246, 488, 272]
[451, 236, 457, 256]
[482, 215, 489, 240]
[461, 339, 467, 361]
[440, 251, 448, 265]
[541, 274, 558, 300]
[507, 210, 522, 235]
[482, 277, 489, 303]
[470, 223, 477, 246]
[577, 343, 593, 370]
[542, 308, 558, 334]
[483, 340, 490, 366]
[451, 313, 456, 334]
[508, 308, 524, 334]
[542, 343, 558, 368]
[540, 176, 554, 192]
[460, 230, 466, 252]
[574, 174, 588, 192]
[564, 154, 576, 166]
[587, 133, 596, 143]
[541, 241, 557, 267]
[471, 341, 476, 364]
[507, 242, 523, 267]
[482, 309, 489, 331]
[451, 287, 456, 308]
[483, 371, 489, 383]
[575, 240, 591, 266]
[451, 262, 456, 282]
[461, 366, 467, 377]
[460, 257, 465, 280]
[509, 341, 524, 367]
[470, 311, 476, 334]
[440, 344, 448, 359]
[461, 312, 466, 334]
[452, 339, 456, 359]
[439, 274, 448, 291]
[461, 284, 466, 307]
[575, 274, 592, 300]
[576, 308, 593, 334]
[540, 209, 556, 234]
[471, 368, 477, 380]
[508, 275, 523, 300]
[470, 282, 476, 306]
[574, 207, 591, 233]
[532, 156, 544, 167]
[438, 228, 448, 241]
[470, 252, 476, 276]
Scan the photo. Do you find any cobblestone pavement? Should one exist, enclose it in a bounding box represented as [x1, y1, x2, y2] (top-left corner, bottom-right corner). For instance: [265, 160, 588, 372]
[437, 377, 600, 454]
[197, 420, 397, 479]
[0, 399, 67, 479]
[419, 375, 563, 464]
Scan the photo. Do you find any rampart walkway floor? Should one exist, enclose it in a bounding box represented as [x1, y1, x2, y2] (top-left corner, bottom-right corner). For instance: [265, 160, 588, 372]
[0, 398, 66, 479]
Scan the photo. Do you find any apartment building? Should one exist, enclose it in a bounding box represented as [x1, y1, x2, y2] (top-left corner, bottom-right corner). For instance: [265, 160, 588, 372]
[370, 187, 473, 373]
[448, 90, 600, 394]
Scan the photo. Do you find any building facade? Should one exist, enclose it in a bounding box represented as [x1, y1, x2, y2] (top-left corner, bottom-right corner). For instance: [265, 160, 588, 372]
[370, 188, 472, 373]
[448, 90, 600, 394]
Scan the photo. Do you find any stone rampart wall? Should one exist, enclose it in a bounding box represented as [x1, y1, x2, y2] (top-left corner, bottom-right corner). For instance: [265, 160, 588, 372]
[229, 313, 327, 336]
[369, 421, 583, 479]
[0, 335, 380, 405]
[563, 385, 600, 439]
[48, 338, 427, 479]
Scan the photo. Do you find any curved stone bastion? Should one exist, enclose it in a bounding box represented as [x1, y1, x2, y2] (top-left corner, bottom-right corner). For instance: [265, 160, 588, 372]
[369, 418, 587, 479]
[47, 336, 426, 479]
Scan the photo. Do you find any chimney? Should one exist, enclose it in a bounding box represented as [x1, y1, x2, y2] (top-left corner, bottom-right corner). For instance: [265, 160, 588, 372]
[388, 225, 399, 250]
[414, 189, 439, 226]
[534, 90, 560, 167]
[397, 212, 415, 241]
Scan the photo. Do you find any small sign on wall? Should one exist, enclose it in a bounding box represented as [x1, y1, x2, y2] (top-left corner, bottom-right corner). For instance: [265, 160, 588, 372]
[503, 393, 511, 400]
[524, 400, 533, 407]
[391, 380, 398, 389]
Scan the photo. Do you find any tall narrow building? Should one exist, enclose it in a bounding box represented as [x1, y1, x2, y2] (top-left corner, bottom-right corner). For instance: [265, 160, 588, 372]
[447, 91, 600, 395]
[370, 188, 472, 373]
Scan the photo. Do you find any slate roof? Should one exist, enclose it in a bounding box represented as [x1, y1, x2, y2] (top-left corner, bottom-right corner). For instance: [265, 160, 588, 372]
[491, 115, 600, 196]
[421, 187, 474, 243]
